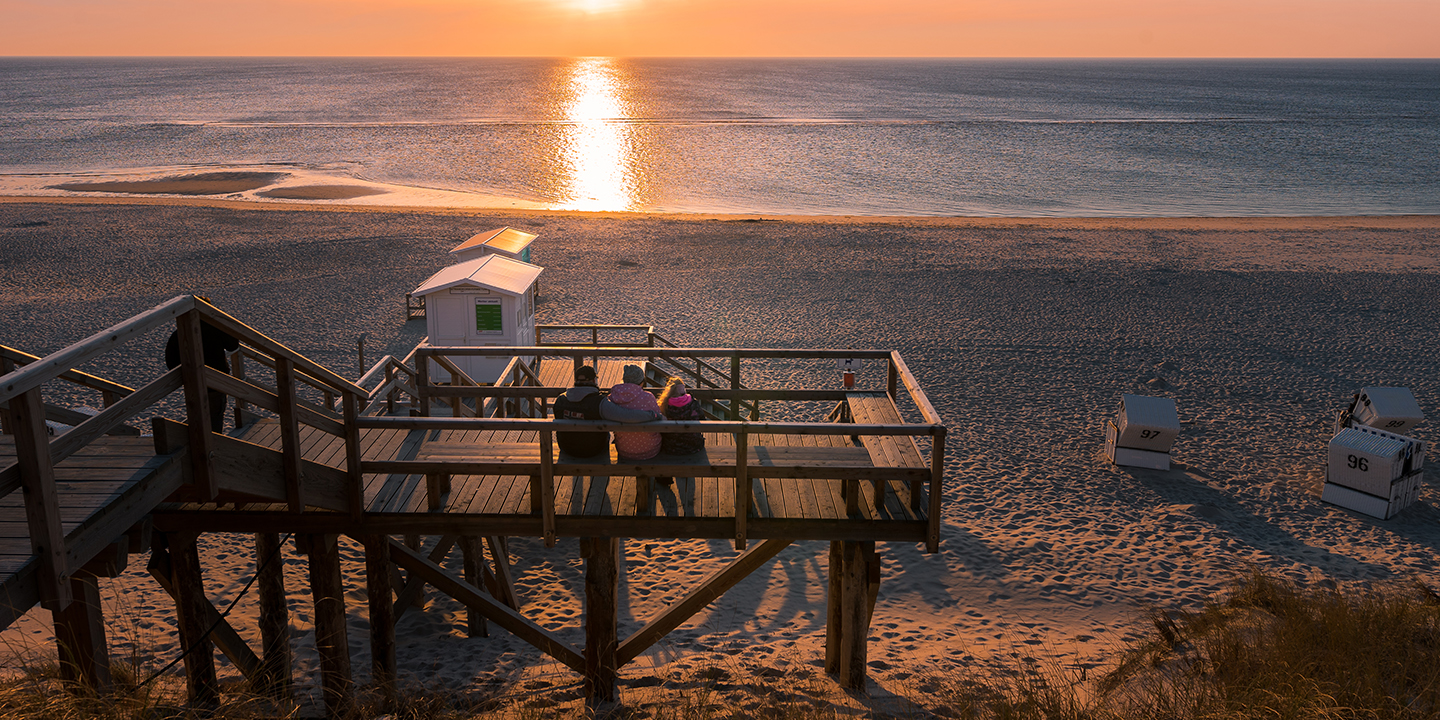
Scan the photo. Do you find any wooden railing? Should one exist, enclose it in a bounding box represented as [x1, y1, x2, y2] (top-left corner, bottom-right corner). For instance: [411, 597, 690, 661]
[399, 345, 945, 552]
[535, 326, 759, 420]
[0, 345, 141, 436]
[0, 295, 367, 610]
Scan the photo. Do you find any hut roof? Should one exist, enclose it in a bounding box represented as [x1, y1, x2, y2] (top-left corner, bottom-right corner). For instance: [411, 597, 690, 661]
[412, 254, 543, 297]
[451, 227, 537, 258]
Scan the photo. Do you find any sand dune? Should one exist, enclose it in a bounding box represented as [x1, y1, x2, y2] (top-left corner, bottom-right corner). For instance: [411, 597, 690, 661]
[0, 201, 1436, 715]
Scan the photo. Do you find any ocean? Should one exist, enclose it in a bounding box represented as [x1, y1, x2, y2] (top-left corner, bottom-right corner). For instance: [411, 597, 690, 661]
[1, 57, 1438, 216]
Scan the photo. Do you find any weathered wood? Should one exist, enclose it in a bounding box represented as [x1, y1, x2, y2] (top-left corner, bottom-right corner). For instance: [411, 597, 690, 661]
[734, 428, 748, 550]
[889, 351, 941, 425]
[825, 541, 841, 674]
[839, 541, 870, 690]
[583, 537, 619, 701]
[53, 571, 111, 691]
[343, 393, 364, 518]
[43, 368, 181, 472]
[175, 311, 217, 500]
[357, 415, 941, 437]
[0, 296, 194, 404]
[387, 539, 584, 672]
[392, 536, 457, 618]
[4, 387, 70, 609]
[274, 358, 305, 513]
[360, 533, 396, 709]
[147, 537, 264, 683]
[204, 368, 346, 437]
[460, 536, 487, 638]
[191, 301, 364, 397]
[486, 536, 518, 608]
[301, 533, 352, 718]
[617, 537, 792, 665]
[539, 429, 555, 547]
[0, 344, 136, 401]
[255, 532, 292, 700]
[928, 428, 945, 553]
[167, 532, 219, 708]
[154, 418, 351, 512]
[416, 356, 430, 417]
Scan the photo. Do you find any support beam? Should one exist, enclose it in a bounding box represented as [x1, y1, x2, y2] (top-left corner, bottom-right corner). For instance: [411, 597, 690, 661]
[460, 536, 487, 638]
[5, 387, 71, 609]
[393, 535, 457, 619]
[255, 532, 292, 700]
[361, 534, 396, 710]
[583, 537, 619, 701]
[486, 536, 518, 609]
[147, 541, 263, 684]
[167, 532, 219, 709]
[387, 539, 584, 673]
[837, 541, 874, 690]
[300, 534, 352, 719]
[825, 541, 841, 674]
[617, 538, 792, 666]
[274, 358, 304, 512]
[53, 571, 111, 692]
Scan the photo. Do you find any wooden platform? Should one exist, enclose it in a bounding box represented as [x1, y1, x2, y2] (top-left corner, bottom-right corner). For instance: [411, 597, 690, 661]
[0, 435, 182, 626]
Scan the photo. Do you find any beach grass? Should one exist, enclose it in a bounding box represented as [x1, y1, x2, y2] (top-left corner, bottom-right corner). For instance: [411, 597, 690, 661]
[1, 571, 1437, 719]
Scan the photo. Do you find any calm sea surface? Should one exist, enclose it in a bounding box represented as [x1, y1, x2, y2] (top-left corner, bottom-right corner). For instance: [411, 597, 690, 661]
[1, 58, 1438, 216]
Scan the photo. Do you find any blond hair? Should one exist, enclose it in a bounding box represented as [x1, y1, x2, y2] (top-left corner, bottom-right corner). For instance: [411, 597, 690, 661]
[655, 376, 688, 409]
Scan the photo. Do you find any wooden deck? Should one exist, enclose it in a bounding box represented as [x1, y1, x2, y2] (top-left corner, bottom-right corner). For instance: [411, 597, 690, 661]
[150, 359, 928, 543]
[0, 435, 182, 627]
[1, 299, 946, 703]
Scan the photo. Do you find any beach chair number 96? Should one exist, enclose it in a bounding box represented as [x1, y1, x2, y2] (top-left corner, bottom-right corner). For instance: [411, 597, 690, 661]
[1140, 430, 1162, 439]
[1347, 454, 1369, 472]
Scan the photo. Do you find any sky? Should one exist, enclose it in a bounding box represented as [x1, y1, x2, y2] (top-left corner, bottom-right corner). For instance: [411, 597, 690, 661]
[2, 0, 1437, 57]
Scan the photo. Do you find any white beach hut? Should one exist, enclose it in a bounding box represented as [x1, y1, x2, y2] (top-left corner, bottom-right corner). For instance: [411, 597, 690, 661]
[411, 254, 543, 385]
[449, 227, 537, 264]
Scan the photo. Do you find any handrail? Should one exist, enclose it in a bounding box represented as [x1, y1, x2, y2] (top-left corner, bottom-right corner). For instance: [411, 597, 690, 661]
[355, 416, 942, 436]
[198, 300, 364, 397]
[1, 295, 196, 405]
[0, 344, 136, 401]
[417, 346, 896, 360]
[357, 355, 414, 390]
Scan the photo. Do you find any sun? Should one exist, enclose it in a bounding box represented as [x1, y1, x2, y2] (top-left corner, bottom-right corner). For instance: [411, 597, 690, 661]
[573, 0, 627, 14]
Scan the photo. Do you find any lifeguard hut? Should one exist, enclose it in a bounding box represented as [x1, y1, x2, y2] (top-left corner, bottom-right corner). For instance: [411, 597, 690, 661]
[450, 226, 536, 264]
[411, 254, 542, 384]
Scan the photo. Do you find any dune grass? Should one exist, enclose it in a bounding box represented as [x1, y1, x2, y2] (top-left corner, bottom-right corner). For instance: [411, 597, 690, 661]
[1, 571, 1437, 719]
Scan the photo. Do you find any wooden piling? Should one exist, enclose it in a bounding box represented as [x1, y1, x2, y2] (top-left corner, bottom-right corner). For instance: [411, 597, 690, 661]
[301, 534, 352, 718]
[255, 532, 292, 700]
[168, 532, 219, 709]
[53, 571, 111, 692]
[583, 537, 619, 701]
[460, 536, 487, 637]
[838, 541, 873, 690]
[361, 534, 396, 709]
[824, 541, 841, 674]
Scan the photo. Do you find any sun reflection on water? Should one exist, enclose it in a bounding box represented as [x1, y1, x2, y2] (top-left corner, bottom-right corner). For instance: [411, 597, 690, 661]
[558, 58, 635, 212]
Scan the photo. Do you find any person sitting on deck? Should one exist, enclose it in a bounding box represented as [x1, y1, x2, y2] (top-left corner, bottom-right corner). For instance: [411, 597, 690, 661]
[656, 377, 705, 455]
[163, 319, 240, 432]
[552, 365, 660, 458]
[608, 364, 664, 461]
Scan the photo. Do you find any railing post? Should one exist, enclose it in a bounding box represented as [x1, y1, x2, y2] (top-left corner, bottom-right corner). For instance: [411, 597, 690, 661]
[591, 328, 598, 346]
[275, 357, 304, 512]
[927, 428, 945, 553]
[887, 354, 898, 400]
[540, 429, 556, 547]
[175, 310, 217, 500]
[231, 351, 247, 429]
[343, 392, 364, 518]
[5, 387, 71, 609]
[733, 426, 749, 551]
[384, 364, 396, 415]
[730, 353, 741, 421]
[417, 352, 431, 417]
[0, 357, 13, 435]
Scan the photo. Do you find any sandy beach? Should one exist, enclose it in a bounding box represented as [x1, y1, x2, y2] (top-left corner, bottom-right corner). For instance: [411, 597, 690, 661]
[1, 197, 1438, 715]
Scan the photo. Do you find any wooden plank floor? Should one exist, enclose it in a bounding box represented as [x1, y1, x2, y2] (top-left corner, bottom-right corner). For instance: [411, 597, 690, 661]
[170, 359, 923, 525]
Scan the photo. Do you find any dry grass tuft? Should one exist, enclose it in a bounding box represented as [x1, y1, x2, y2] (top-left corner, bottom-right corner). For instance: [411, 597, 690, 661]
[2, 571, 1438, 719]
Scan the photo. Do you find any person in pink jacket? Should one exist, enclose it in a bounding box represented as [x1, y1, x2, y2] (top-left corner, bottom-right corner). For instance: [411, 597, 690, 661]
[609, 364, 663, 460]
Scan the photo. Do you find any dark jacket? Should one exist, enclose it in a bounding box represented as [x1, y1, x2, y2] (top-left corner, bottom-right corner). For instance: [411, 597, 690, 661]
[661, 395, 705, 455]
[164, 322, 240, 372]
[553, 386, 608, 457]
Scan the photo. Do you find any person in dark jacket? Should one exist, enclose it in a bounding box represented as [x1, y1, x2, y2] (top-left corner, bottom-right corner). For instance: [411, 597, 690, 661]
[164, 321, 240, 432]
[552, 365, 659, 458]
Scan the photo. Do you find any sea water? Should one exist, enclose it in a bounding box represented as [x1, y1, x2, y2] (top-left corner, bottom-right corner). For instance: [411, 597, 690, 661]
[1, 57, 1437, 216]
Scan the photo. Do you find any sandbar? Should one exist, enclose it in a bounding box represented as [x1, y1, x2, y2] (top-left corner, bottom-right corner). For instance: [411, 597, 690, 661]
[47, 171, 287, 196]
[256, 184, 389, 200]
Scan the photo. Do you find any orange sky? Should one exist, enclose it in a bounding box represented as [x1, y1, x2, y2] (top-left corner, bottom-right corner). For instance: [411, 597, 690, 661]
[3, 0, 1437, 57]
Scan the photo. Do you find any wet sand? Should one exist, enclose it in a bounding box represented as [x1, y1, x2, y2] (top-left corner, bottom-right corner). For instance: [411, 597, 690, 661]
[1, 199, 1438, 715]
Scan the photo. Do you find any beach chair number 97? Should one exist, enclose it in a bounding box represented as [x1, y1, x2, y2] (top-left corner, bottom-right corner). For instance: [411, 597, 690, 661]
[1347, 454, 1369, 472]
[1140, 430, 1162, 439]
